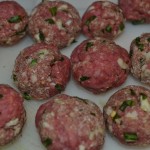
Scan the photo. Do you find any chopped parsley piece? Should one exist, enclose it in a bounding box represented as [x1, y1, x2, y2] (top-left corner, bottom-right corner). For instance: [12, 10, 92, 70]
[119, 100, 134, 111]
[23, 92, 32, 100]
[8, 15, 22, 23]
[55, 84, 63, 92]
[80, 76, 90, 82]
[85, 42, 94, 51]
[139, 58, 145, 66]
[0, 94, 3, 99]
[39, 30, 45, 41]
[132, 19, 145, 25]
[30, 59, 38, 66]
[45, 18, 55, 24]
[43, 138, 52, 147]
[105, 25, 112, 33]
[85, 15, 96, 26]
[124, 133, 138, 142]
[119, 22, 125, 31]
[129, 49, 133, 57]
[49, 7, 57, 16]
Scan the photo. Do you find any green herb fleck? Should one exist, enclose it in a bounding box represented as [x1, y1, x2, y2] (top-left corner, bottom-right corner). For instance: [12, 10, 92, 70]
[45, 18, 55, 24]
[55, 84, 63, 92]
[30, 59, 37, 66]
[138, 44, 144, 51]
[39, 30, 45, 41]
[105, 25, 112, 33]
[85, 42, 94, 51]
[140, 93, 147, 100]
[119, 100, 134, 111]
[80, 76, 90, 82]
[23, 92, 32, 100]
[85, 16, 96, 26]
[43, 138, 52, 147]
[119, 22, 125, 31]
[13, 74, 17, 82]
[49, 7, 57, 16]
[132, 19, 145, 25]
[0, 94, 3, 99]
[124, 133, 138, 142]
[8, 15, 22, 23]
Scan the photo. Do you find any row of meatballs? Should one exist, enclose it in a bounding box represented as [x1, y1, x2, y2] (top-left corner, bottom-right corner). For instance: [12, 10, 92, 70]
[12, 33, 150, 100]
[0, 0, 150, 47]
[1, 84, 150, 149]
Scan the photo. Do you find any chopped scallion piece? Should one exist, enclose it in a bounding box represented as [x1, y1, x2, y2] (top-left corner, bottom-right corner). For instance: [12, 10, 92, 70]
[147, 38, 150, 42]
[43, 138, 52, 147]
[119, 100, 134, 111]
[49, 7, 57, 16]
[113, 113, 120, 122]
[39, 30, 45, 41]
[8, 15, 22, 23]
[55, 84, 63, 92]
[105, 25, 112, 33]
[45, 18, 55, 24]
[124, 133, 138, 142]
[85, 42, 94, 51]
[30, 59, 37, 66]
[80, 76, 90, 82]
[140, 93, 147, 100]
[23, 92, 32, 100]
[119, 22, 125, 31]
[85, 16, 96, 26]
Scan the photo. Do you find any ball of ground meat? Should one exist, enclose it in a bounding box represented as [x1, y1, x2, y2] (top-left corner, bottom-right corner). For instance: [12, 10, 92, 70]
[12, 43, 71, 100]
[0, 1, 28, 45]
[82, 1, 125, 39]
[104, 85, 150, 146]
[71, 37, 131, 93]
[0, 84, 26, 146]
[119, 0, 150, 24]
[28, 0, 81, 49]
[35, 94, 105, 150]
[130, 33, 150, 85]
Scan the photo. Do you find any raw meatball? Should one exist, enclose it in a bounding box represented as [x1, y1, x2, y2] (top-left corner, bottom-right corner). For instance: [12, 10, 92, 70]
[104, 85, 150, 146]
[82, 1, 125, 39]
[119, 0, 150, 24]
[0, 1, 28, 45]
[130, 33, 150, 85]
[12, 43, 71, 100]
[71, 38, 131, 93]
[35, 94, 105, 150]
[28, 0, 81, 49]
[0, 84, 26, 146]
